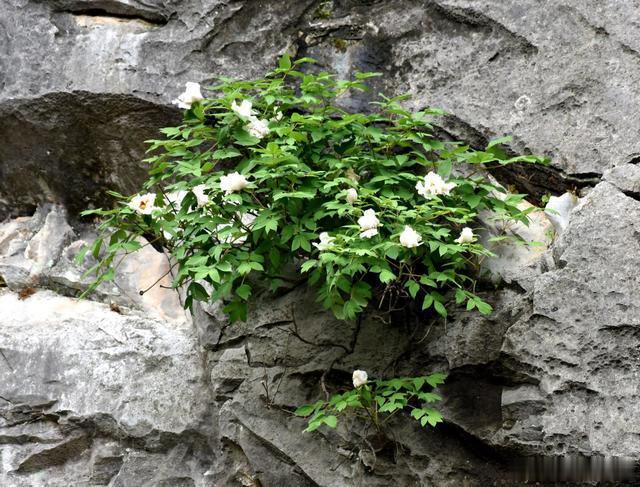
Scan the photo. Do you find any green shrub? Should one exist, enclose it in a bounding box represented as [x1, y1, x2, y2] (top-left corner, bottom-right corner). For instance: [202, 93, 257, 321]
[81, 55, 546, 324]
[295, 370, 446, 433]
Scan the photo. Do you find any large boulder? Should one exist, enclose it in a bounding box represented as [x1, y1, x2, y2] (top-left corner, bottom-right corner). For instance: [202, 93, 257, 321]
[0, 204, 188, 324]
[494, 182, 640, 457]
[0, 289, 213, 486]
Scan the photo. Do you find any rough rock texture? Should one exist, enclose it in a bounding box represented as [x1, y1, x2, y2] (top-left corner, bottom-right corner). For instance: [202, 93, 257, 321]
[0, 290, 213, 486]
[495, 182, 640, 457]
[3, 0, 640, 485]
[3, 0, 640, 216]
[0, 204, 188, 324]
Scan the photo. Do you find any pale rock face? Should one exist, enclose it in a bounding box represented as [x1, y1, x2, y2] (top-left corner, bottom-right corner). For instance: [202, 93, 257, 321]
[0, 289, 211, 486]
[0, 205, 187, 324]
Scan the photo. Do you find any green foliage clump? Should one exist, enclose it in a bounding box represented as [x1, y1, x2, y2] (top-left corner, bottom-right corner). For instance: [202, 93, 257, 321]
[81, 55, 546, 323]
[295, 372, 446, 433]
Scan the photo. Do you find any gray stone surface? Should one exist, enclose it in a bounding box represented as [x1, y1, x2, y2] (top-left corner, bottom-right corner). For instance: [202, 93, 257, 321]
[3, 0, 640, 216]
[0, 289, 213, 486]
[0, 204, 188, 324]
[603, 162, 640, 195]
[494, 182, 640, 457]
[2, 0, 640, 485]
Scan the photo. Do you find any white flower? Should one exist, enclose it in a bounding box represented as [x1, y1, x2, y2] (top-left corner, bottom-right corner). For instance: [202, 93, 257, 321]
[358, 209, 380, 239]
[191, 184, 209, 207]
[220, 172, 249, 195]
[416, 172, 456, 198]
[165, 185, 208, 209]
[245, 118, 270, 139]
[128, 193, 157, 215]
[352, 370, 368, 388]
[272, 108, 283, 121]
[455, 227, 475, 244]
[231, 99, 255, 119]
[171, 82, 204, 110]
[217, 212, 256, 245]
[399, 225, 422, 248]
[346, 188, 358, 204]
[312, 232, 335, 251]
[165, 190, 187, 209]
[360, 228, 379, 239]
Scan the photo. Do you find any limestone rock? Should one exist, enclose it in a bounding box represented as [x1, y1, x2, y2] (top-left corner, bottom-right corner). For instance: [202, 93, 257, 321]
[0, 289, 213, 486]
[2, 0, 640, 484]
[0, 204, 188, 324]
[3, 0, 640, 216]
[603, 163, 640, 195]
[495, 182, 640, 456]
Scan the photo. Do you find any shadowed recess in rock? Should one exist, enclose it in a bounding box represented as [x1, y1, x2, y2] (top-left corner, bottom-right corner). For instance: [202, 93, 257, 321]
[0, 92, 180, 219]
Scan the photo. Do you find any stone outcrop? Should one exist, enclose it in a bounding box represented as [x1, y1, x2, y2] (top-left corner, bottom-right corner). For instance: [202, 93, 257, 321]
[0, 290, 212, 487]
[2, 0, 640, 485]
[3, 0, 640, 216]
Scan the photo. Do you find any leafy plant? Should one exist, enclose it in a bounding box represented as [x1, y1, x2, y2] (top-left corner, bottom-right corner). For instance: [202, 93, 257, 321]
[295, 372, 446, 433]
[80, 54, 547, 323]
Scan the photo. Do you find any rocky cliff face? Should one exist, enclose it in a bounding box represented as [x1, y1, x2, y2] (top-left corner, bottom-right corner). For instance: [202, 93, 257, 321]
[1, 1, 640, 485]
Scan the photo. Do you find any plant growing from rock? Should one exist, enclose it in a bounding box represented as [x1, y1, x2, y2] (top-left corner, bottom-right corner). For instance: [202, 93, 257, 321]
[81, 55, 546, 324]
[295, 370, 446, 433]
[80, 55, 546, 437]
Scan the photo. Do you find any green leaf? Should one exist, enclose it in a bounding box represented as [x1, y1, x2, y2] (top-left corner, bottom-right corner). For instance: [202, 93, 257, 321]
[438, 159, 452, 178]
[188, 282, 209, 301]
[406, 280, 420, 299]
[233, 127, 260, 146]
[224, 300, 247, 322]
[323, 415, 338, 428]
[294, 404, 316, 417]
[236, 284, 252, 301]
[279, 53, 292, 70]
[487, 135, 512, 149]
[213, 148, 242, 159]
[411, 408, 426, 420]
[418, 392, 442, 403]
[423, 408, 443, 427]
[426, 373, 447, 388]
[413, 377, 426, 390]
[433, 300, 447, 317]
[301, 259, 317, 272]
[379, 269, 396, 284]
[476, 299, 493, 315]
